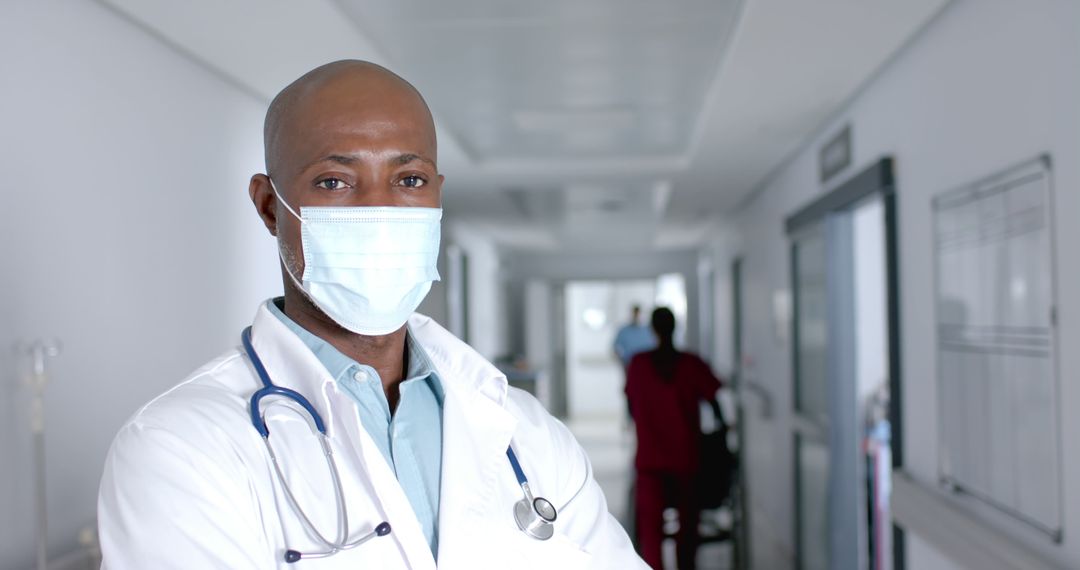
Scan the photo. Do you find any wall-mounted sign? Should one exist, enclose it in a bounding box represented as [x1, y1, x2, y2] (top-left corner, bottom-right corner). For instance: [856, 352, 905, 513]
[819, 124, 851, 183]
[933, 155, 1061, 538]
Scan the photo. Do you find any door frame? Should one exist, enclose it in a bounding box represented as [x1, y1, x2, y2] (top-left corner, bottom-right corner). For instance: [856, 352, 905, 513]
[731, 257, 750, 570]
[785, 157, 904, 570]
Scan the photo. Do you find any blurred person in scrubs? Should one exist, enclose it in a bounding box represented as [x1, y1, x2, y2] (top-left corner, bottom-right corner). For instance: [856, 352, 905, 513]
[613, 305, 656, 370]
[97, 60, 645, 569]
[625, 308, 723, 569]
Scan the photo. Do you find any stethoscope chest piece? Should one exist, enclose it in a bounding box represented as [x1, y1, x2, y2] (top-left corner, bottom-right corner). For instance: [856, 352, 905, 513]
[514, 496, 556, 540]
[506, 446, 557, 541]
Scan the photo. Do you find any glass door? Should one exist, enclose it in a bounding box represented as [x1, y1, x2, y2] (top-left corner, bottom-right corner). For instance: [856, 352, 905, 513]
[792, 225, 831, 570]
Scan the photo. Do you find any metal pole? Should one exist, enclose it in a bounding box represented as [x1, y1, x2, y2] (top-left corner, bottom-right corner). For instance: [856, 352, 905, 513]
[33, 411, 47, 570]
[21, 340, 60, 570]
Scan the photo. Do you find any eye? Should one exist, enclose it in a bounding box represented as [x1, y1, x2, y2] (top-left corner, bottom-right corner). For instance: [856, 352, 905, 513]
[399, 175, 426, 189]
[315, 178, 349, 191]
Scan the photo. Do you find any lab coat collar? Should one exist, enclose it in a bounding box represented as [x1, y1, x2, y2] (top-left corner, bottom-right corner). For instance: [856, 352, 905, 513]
[248, 302, 345, 433]
[247, 302, 509, 418]
[404, 312, 508, 407]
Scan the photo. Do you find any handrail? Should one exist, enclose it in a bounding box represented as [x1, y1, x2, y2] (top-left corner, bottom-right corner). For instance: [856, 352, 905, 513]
[739, 378, 773, 419]
[891, 471, 1066, 570]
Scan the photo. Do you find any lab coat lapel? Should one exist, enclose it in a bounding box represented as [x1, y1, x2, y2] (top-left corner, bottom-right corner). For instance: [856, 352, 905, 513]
[248, 304, 341, 431]
[436, 381, 518, 565]
[248, 303, 436, 569]
[406, 314, 520, 565]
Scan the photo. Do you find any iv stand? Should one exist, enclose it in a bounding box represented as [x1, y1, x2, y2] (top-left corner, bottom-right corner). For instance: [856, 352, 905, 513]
[19, 339, 61, 570]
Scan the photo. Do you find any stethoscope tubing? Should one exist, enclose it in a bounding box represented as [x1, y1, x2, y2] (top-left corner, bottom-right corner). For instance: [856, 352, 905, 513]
[243, 327, 326, 437]
[241, 325, 558, 560]
[244, 326, 385, 562]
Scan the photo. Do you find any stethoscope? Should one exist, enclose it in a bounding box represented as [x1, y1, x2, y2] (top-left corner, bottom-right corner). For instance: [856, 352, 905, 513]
[241, 327, 557, 564]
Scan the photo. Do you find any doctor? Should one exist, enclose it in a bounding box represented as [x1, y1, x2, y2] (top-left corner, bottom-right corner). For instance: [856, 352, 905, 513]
[98, 60, 646, 569]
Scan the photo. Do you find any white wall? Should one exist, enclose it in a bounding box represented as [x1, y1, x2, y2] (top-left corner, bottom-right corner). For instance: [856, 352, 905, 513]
[564, 280, 655, 419]
[447, 224, 508, 360]
[416, 231, 450, 326]
[523, 280, 554, 407]
[853, 198, 887, 406]
[704, 226, 741, 378]
[504, 249, 704, 353]
[0, 1, 278, 566]
[712, 1, 1080, 567]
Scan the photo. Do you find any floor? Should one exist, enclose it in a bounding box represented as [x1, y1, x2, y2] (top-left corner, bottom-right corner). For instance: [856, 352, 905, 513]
[567, 415, 734, 570]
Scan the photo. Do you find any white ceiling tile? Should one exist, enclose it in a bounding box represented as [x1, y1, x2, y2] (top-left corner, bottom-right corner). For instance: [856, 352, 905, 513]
[97, 0, 950, 253]
[332, 0, 744, 161]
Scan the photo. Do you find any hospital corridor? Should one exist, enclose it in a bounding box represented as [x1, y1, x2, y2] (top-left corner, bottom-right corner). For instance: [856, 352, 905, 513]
[3, 1, 1080, 569]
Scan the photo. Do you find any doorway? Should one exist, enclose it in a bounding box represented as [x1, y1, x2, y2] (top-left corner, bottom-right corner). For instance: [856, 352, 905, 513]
[787, 159, 900, 570]
[563, 275, 688, 420]
[560, 275, 688, 533]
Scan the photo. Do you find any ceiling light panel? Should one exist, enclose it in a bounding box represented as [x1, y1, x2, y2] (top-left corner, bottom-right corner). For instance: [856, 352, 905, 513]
[333, 0, 742, 161]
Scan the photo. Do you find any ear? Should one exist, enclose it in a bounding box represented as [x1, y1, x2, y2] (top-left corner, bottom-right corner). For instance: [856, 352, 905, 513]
[249, 174, 278, 236]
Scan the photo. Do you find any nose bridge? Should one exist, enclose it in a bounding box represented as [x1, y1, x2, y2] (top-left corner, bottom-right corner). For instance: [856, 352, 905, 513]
[354, 165, 400, 207]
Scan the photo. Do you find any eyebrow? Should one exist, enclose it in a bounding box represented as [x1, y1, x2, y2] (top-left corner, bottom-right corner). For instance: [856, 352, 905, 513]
[298, 154, 357, 172]
[302, 152, 435, 171]
[326, 154, 359, 166]
[391, 153, 436, 168]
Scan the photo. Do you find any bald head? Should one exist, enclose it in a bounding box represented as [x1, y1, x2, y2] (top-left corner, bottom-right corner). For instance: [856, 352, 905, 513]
[247, 59, 443, 341]
[263, 60, 436, 178]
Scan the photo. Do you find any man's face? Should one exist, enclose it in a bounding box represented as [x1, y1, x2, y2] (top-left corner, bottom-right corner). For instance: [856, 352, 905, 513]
[252, 69, 443, 278]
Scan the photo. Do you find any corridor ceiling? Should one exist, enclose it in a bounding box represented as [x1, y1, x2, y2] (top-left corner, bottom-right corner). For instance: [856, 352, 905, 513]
[100, 0, 949, 252]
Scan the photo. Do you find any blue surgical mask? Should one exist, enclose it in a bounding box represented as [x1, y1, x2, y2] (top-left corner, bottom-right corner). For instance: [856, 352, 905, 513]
[271, 180, 441, 335]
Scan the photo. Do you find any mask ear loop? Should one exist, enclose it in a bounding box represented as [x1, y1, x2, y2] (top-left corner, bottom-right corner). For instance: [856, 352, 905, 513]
[269, 178, 310, 292]
[269, 178, 304, 222]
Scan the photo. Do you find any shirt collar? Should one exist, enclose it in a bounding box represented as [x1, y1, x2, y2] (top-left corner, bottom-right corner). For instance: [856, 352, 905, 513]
[267, 298, 444, 401]
[405, 329, 444, 401]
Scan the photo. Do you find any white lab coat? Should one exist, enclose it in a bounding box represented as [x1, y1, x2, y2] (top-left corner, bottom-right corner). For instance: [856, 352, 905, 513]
[98, 302, 646, 569]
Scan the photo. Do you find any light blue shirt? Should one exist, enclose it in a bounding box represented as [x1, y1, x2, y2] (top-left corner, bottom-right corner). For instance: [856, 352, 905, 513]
[268, 300, 444, 556]
[614, 323, 656, 368]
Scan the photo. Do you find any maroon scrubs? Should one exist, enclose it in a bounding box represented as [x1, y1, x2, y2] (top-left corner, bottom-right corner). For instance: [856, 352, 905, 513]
[625, 350, 722, 569]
